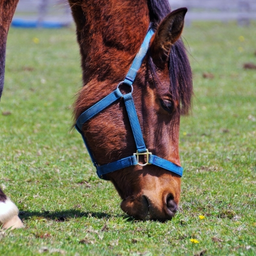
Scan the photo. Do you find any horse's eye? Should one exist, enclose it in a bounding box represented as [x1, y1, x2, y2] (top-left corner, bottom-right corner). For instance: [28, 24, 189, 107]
[160, 99, 174, 114]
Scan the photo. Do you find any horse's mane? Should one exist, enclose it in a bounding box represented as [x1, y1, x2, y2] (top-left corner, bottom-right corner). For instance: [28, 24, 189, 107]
[147, 0, 193, 114]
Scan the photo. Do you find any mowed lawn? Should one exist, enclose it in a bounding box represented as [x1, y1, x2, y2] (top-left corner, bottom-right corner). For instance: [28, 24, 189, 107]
[0, 21, 255, 255]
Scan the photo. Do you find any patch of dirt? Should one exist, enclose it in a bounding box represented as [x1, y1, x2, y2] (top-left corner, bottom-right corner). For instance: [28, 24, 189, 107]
[203, 72, 214, 79]
[2, 111, 11, 116]
[194, 250, 207, 256]
[243, 63, 256, 70]
[22, 66, 34, 71]
[218, 210, 236, 219]
[212, 237, 223, 243]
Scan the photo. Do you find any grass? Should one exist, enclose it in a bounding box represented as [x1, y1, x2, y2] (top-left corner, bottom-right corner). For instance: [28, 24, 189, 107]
[0, 21, 255, 255]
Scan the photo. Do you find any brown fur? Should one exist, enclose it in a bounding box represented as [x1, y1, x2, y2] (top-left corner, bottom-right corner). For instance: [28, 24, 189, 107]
[0, 0, 19, 98]
[70, 0, 192, 220]
[0, 188, 7, 202]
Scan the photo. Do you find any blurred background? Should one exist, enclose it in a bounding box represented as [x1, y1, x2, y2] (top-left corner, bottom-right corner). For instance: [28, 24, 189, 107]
[12, 0, 72, 28]
[12, 0, 256, 28]
[170, 0, 256, 26]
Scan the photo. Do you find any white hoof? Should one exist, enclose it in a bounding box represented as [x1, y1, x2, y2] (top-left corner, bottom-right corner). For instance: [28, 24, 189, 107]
[0, 198, 24, 230]
[2, 215, 24, 230]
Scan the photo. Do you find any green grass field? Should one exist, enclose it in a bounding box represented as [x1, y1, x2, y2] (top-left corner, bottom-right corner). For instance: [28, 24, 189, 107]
[0, 21, 255, 255]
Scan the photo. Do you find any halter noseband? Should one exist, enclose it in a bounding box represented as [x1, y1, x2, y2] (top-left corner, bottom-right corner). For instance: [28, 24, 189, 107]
[75, 28, 183, 180]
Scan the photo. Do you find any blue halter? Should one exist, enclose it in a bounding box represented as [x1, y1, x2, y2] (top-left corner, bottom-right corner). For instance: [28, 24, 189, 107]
[75, 28, 183, 180]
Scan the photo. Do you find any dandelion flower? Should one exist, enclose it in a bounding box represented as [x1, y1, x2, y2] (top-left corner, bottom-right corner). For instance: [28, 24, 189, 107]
[33, 37, 40, 44]
[239, 36, 245, 42]
[199, 215, 205, 220]
[190, 239, 199, 244]
[238, 47, 244, 52]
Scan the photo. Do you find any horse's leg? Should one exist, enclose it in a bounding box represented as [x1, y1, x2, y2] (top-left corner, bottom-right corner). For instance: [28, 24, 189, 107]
[0, 0, 23, 229]
[0, 187, 23, 229]
[0, 0, 19, 98]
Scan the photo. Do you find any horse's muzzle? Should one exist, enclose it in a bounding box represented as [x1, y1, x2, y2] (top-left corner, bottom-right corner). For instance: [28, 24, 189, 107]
[120, 193, 178, 221]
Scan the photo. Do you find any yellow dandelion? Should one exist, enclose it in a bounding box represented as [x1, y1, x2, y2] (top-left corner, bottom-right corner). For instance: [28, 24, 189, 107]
[33, 37, 40, 44]
[199, 215, 205, 220]
[238, 47, 244, 52]
[239, 36, 245, 42]
[190, 239, 199, 244]
[183, 132, 187, 136]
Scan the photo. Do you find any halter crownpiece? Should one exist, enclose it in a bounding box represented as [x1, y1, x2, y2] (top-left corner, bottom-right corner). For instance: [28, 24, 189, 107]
[76, 28, 183, 180]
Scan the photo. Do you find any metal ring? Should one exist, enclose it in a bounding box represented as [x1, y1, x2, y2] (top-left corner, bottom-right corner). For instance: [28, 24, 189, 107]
[117, 81, 133, 95]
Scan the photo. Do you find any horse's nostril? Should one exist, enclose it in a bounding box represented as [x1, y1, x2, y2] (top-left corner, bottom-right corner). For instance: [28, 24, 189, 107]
[166, 194, 177, 214]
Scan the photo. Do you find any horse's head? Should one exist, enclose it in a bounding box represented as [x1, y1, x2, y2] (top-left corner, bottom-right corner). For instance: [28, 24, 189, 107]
[72, 1, 192, 221]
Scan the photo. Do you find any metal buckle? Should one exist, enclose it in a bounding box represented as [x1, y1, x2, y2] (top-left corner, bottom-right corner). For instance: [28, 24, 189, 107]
[133, 149, 152, 167]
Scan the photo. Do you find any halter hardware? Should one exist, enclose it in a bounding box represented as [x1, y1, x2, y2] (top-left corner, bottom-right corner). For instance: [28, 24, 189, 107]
[133, 149, 152, 167]
[117, 81, 133, 95]
[75, 27, 183, 179]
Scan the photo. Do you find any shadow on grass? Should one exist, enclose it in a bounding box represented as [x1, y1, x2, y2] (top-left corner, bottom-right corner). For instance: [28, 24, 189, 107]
[19, 209, 125, 222]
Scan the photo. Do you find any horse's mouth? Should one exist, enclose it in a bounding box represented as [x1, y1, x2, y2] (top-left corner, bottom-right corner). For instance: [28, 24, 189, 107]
[120, 194, 149, 220]
[121, 193, 176, 221]
[141, 195, 151, 220]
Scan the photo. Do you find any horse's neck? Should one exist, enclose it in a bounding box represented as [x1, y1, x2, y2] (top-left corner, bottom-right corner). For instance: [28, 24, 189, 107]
[73, 0, 150, 84]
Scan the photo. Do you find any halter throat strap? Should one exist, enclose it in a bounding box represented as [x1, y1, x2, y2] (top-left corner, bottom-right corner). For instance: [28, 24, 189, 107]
[75, 28, 183, 179]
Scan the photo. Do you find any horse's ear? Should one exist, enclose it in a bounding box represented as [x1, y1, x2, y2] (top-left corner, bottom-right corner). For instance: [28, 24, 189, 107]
[150, 8, 187, 69]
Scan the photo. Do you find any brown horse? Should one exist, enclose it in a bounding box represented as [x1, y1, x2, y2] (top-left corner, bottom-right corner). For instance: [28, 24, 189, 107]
[71, 0, 192, 220]
[0, 0, 192, 227]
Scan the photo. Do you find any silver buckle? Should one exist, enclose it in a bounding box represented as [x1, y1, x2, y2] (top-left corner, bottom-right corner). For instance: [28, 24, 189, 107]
[133, 149, 152, 167]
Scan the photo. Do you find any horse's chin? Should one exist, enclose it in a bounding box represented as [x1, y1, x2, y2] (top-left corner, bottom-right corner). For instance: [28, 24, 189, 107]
[121, 194, 149, 220]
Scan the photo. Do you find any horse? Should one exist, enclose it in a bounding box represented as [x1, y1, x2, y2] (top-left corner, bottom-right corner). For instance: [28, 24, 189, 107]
[70, 0, 192, 220]
[0, 0, 192, 228]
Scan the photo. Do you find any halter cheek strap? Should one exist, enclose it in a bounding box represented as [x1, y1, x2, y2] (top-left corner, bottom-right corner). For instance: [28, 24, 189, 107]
[75, 28, 183, 180]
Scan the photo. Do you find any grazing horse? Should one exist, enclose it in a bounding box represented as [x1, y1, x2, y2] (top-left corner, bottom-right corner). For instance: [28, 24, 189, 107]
[71, 0, 192, 220]
[0, 0, 192, 227]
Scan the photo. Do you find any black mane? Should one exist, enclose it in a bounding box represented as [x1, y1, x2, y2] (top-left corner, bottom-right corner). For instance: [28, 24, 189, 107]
[147, 0, 171, 26]
[147, 0, 193, 114]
